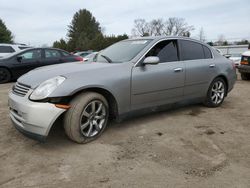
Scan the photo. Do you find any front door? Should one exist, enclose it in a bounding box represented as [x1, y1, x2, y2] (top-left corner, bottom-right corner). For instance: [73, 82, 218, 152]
[131, 40, 185, 110]
[12, 49, 43, 77]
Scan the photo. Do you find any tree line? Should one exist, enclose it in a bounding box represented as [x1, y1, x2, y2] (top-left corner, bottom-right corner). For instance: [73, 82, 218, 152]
[0, 9, 249, 50]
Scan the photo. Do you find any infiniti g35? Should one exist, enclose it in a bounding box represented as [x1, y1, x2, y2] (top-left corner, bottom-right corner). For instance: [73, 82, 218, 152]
[8, 36, 237, 143]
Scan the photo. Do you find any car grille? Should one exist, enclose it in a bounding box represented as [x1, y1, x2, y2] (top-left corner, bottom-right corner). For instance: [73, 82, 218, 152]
[12, 82, 31, 97]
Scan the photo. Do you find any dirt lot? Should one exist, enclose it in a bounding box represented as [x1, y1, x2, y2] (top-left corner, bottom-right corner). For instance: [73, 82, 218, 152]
[0, 76, 250, 188]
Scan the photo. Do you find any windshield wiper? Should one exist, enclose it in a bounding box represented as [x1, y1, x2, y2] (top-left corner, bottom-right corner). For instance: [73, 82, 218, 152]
[101, 55, 112, 63]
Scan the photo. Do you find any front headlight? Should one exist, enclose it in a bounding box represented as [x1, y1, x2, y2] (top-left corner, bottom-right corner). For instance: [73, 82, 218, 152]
[30, 76, 66, 100]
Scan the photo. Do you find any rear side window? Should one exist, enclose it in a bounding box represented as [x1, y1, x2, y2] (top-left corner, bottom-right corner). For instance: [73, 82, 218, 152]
[45, 49, 61, 58]
[180, 40, 204, 60]
[145, 40, 178, 63]
[0, 46, 15, 53]
[203, 46, 212, 59]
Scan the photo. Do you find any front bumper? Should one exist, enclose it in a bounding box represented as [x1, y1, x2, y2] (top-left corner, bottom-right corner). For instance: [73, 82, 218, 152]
[238, 65, 250, 73]
[8, 90, 65, 141]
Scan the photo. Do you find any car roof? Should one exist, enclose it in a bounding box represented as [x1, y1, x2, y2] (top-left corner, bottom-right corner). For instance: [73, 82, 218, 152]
[0, 43, 31, 47]
[124, 36, 212, 48]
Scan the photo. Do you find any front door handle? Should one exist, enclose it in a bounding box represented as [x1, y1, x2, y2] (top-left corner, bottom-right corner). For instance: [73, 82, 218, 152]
[174, 68, 183, 72]
[209, 64, 215, 68]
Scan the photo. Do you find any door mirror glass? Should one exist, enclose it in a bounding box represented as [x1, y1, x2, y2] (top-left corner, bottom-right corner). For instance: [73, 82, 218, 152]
[17, 55, 22, 62]
[143, 56, 160, 65]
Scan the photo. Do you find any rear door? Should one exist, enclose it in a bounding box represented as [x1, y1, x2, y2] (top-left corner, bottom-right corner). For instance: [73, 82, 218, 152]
[179, 39, 214, 98]
[131, 40, 185, 110]
[43, 49, 62, 65]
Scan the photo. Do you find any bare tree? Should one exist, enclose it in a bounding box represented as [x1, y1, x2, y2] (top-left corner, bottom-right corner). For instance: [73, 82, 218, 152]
[217, 34, 226, 46]
[131, 17, 194, 37]
[163, 17, 194, 36]
[149, 19, 164, 36]
[198, 27, 206, 42]
[131, 19, 150, 37]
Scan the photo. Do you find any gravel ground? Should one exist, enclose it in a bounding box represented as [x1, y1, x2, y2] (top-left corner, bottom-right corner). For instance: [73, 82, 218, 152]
[0, 76, 250, 188]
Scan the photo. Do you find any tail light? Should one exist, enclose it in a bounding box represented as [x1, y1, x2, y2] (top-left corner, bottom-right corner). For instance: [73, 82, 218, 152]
[74, 56, 83, 62]
[240, 56, 248, 65]
[240, 61, 248, 65]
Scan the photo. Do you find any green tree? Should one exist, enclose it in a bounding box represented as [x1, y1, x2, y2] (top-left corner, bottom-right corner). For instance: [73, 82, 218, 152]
[88, 34, 129, 51]
[0, 18, 13, 43]
[53, 38, 68, 51]
[67, 9, 102, 51]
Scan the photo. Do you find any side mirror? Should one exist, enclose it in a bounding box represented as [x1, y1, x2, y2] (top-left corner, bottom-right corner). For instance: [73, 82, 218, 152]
[17, 56, 23, 62]
[143, 56, 160, 65]
[224, 54, 231, 59]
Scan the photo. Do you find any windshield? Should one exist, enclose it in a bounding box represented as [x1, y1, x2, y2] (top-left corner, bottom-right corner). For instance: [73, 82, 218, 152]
[94, 39, 152, 63]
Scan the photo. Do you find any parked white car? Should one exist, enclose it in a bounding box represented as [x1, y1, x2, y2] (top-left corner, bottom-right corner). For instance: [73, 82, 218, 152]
[228, 53, 242, 66]
[0, 44, 31, 58]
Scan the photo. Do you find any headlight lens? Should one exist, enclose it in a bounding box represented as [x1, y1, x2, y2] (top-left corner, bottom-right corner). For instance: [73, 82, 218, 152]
[30, 76, 66, 100]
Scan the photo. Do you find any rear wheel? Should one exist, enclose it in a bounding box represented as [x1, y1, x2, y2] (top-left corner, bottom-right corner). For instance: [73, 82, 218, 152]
[204, 78, 227, 107]
[241, 73, 250, 80]
[64, 92, 109, 144]
[0, 68, 11, 84]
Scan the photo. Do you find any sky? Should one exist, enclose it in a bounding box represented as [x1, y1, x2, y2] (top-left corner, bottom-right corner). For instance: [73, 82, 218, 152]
[0, 0, 250, 46]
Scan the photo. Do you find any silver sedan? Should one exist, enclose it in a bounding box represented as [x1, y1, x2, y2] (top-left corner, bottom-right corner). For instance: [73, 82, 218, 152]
[8, 36, 237, 143]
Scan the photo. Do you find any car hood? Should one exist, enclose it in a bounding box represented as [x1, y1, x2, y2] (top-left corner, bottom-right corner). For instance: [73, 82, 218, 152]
[18, 62, 118, 88]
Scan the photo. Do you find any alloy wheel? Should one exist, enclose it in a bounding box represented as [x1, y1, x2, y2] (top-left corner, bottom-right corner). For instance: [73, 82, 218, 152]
[79, 100, 107, 138]
[211, 81, 225, 104]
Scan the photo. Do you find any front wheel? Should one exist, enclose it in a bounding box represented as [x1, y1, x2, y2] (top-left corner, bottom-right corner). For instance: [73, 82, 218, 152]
[204, 78, 227, 107]
[64, 92, 109, 144]
[0, 68, 11, 84]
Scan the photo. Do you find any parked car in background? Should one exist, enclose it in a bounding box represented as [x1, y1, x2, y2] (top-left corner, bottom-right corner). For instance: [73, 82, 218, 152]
[238, 50, 250, 80]
[228, 53, 242, 67]
[0, 43, 31, 58]
[0, 48, 83, 83]
[8, 36, 236, 143]
[83, 52, 98, 62]
[74, 50, 95, 57]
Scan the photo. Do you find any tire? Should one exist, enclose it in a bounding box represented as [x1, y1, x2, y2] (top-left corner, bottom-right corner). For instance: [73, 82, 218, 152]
[203, 77, 227, 108]
[0, 68, 11, 84]
[64, 92, 109, 144]
[241, 73, 250, 80]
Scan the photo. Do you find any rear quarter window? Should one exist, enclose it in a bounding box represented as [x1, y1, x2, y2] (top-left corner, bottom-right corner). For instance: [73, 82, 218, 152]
[0, 46, 15, 53]
[203, 46, 212, 59]
[180, 40, 204, 60]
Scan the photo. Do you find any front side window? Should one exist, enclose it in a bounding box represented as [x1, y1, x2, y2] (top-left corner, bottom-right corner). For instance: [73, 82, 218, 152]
[45, 49, 61, 58]
[95, 39, 152, 63]
[180, 40, 204, 60]
[21, 50, 42, 60]
[0, 46, 15, 53]
[61, 51, 70, 56]
[145, 40, 178, 63]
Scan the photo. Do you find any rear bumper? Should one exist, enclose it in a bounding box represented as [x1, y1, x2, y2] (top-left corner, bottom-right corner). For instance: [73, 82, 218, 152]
[238, 65, 250, 73]
[8, 91, 65, 141]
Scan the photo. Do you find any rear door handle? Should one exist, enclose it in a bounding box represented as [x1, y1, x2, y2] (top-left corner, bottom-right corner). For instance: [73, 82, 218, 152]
[209, 64, 215, 68]
[174, 68, 183, 72]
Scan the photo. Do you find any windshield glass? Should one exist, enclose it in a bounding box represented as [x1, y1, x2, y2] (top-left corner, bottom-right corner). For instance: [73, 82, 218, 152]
[95, 39, 152, 63]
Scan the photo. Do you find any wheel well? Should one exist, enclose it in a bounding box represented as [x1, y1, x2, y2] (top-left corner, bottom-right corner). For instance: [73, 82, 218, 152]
[70, 88, 119, 119]
[216, 75, 229, 95]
